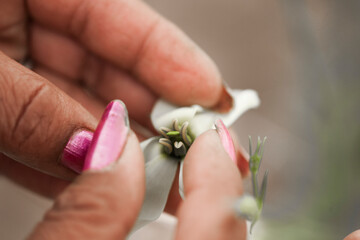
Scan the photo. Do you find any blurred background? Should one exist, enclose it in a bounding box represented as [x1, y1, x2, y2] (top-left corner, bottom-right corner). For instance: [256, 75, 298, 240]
[1, 0, 359, 239]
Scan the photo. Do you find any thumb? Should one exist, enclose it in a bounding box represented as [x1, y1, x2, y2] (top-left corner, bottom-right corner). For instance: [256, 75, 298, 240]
[0, 51, 97, 179]
[176, 128, 246, 240]
[28, 101, 145, 239]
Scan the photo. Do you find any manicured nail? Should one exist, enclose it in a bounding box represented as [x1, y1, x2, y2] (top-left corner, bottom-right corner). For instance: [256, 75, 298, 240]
[215, 119, 236, 163]
[83, 100, 129, 171]
[61, 130, 94, 173]
[211, 86, 233, 113]
[230, 132, 250, 177]
[236, 146, 250, 177]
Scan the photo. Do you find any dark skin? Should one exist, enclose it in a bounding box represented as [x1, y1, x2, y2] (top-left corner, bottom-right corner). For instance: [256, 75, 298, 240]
[0, 0, 251, 239]
[0, 0, 223, 194]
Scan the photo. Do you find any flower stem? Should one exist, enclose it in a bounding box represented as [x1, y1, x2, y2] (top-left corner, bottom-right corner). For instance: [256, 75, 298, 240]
[247, 136, 269, 232]
[252, 172, 259, 198]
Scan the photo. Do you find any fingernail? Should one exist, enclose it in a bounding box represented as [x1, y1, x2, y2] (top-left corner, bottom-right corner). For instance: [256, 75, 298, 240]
[236, 146, 250, 177]
[211, 86, 233, 113]
[84, 100, 129, 171]
[230, 132, 250, 177]
[215, 119, 236, 163]
[61, 130, 94, 173]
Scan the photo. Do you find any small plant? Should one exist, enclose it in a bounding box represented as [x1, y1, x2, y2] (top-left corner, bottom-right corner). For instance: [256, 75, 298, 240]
[234, 136, 268, 233]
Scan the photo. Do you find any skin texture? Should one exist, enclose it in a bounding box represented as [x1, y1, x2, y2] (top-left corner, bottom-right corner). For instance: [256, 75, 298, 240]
[0, 0, 223, 189]
[345, 230, 360, 240]
[27, 130, 246, 240]
[28, 132, 146, 240]
[0, 0, 248, 238]
[176, 131, 246, 240]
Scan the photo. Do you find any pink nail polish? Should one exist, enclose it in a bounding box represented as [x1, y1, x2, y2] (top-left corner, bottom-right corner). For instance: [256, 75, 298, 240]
[230, 132, 250, 177]
[83, 100, 129, 171]
[215, 119, 236, 163]
[61, 130, 94, 173]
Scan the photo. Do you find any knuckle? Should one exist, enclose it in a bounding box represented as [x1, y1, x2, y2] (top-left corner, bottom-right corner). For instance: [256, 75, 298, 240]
[0, 68, 48, 149]
[68, 0, 92, 39]
[10, 81, 47, 147]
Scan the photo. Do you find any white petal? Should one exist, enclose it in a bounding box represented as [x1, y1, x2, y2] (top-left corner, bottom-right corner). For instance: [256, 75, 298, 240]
[151, 103, 199, 131]
[150, 99, 178, 121]
[188, 112, 216, 137]
[133, 137, 179, 232]
[178, 160, 185, 200]
[218, 89, 260, 127]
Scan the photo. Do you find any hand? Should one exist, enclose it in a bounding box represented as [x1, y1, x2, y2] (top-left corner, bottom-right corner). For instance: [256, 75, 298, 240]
[0, 0, 247, 238]
[0, 0, 223, 190]
[27, 101, 246, 239]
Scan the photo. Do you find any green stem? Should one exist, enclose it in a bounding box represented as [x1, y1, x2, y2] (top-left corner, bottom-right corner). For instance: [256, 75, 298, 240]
[252, 172, 258, 198]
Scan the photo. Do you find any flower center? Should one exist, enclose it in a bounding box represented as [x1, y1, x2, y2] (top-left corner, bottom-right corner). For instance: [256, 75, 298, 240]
[158, 119, 193, 158]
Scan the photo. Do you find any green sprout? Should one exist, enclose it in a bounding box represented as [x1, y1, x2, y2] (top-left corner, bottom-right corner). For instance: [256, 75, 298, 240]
[248, 136, 269, 232]
[234, 136, 269, 234]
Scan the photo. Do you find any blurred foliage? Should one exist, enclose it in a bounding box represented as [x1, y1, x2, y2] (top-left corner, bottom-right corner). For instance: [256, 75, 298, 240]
[311, 84, 360, 238]
[257, 1, 360, 239]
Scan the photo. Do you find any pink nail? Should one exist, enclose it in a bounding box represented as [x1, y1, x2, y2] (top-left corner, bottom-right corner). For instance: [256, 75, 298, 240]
[61, 130, 94, 173]
[215, 119, 236, 163]
[230, 132, 250, 177]
[83, 100, 129, 171]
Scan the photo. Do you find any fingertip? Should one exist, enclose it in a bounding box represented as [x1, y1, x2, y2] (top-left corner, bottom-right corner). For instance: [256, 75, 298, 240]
[29, 132, 145, 240]
[134, 20, 223, 107]
[183, 130, 243, 197]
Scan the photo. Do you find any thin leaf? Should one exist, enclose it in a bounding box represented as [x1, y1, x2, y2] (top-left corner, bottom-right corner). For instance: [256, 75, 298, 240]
[259, 136, 267, 168]
[248, 135, 253, 156]
[259, 170, 269, 208]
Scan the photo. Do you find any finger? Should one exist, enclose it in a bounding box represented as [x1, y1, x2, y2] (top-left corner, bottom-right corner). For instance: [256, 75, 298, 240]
[0, 0, 27, 60]
[33, 65, 155, 141]
[29, 102, 145, 239]
[229, 129, 250, 178]
[0, 153, 69, 198]
[27, 0, 223, 107]
[30, 25, 156, 128]
[175, 130, 246, 240]
[33, 65, 105, 120]
[164, 130, 250, 215]
[345, 230, 360, 240]
[0, 51, 97, 179]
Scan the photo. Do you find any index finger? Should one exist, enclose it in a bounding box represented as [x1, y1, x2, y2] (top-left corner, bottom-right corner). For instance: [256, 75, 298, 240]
[0, 52, 96, 180]
[175, 130, 246, 240]
[27, 0, 223, 107]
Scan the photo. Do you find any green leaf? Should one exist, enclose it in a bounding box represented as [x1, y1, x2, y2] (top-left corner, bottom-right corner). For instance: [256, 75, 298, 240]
[259, 170, 269, 209]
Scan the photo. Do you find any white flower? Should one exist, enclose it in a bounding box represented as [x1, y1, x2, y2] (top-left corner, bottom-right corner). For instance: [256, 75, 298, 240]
[131, 89, 260, 232]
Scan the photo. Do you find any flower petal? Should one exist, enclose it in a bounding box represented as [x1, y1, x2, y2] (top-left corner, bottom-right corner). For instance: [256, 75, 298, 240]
[150, 99, 178, 120]
[188, 112, 216, 138]
[132, 137, 179, 232]
[151, 100, 200, 131]
[217, 89, 260, 127]
[178, 160, 185, 200]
